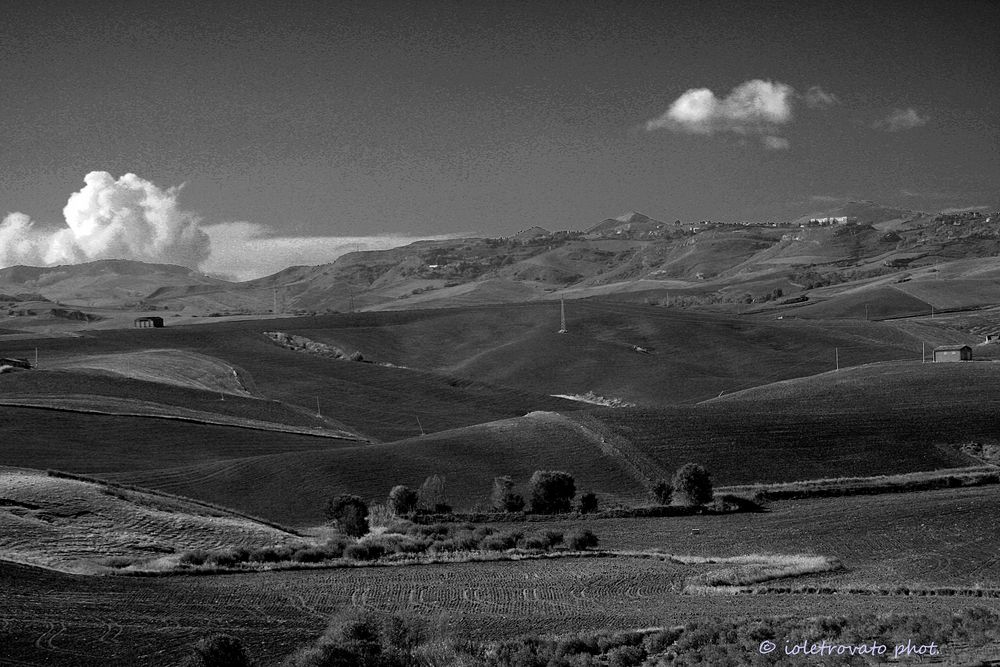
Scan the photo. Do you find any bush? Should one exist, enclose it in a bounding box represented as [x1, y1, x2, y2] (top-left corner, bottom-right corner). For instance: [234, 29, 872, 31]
[344, 542, 386, 561]
[490, 476, 526, 512]
[179, 550, 211, 566]
[651, 479, 672, 505]
[480, 529, 523, 551]
[671, 463, 713, 506]
[325, 494, 370, 537]
[388, 485, 419, 516]
[529, 470, 576, 513]
[522, 530, 563, 551]
[577, 491, 599, 514]
[181, 633, 253, 667]
[566, 528, 599, 550]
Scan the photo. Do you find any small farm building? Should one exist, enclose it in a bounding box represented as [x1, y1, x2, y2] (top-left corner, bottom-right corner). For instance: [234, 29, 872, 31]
[933, 345, 972, 362]
[134, 316, 164, 328]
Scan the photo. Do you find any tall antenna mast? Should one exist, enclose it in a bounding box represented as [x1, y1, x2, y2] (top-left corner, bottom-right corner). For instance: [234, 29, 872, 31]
[558, 298, 567, 334]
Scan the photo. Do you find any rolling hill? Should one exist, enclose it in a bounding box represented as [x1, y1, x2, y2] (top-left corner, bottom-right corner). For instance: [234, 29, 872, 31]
[0, 467, 299, 573]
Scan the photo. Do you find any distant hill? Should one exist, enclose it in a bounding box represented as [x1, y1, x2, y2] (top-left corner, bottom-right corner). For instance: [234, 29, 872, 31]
[1, 202, 997, 317]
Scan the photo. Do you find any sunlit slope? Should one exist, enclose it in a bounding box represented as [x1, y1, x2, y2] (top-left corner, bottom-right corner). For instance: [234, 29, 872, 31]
[107, 411, 646, 526]
[0, 467, 297, 573]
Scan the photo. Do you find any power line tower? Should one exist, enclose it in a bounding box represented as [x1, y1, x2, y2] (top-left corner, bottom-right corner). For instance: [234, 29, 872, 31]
[557, 298, 568, 334]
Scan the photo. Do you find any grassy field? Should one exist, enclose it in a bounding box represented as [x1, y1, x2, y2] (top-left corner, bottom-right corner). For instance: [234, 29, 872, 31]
[4, 550, 999, 666]
[0, 468, 299, 573]
[0, 406, 352, 473]
[106, 411, 645, 526]
[518, 486, 1000, 591]
[0, 318, 585, 441]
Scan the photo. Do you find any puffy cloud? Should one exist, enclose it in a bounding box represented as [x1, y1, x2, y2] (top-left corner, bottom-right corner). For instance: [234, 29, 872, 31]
[873, 108, 930, 132]
[0, 171, 210, 269]
[645, 79, 844, 149]
[762, 135, 791, 151]
[646, 79, 795, 136]
[803, 86, 839, 109]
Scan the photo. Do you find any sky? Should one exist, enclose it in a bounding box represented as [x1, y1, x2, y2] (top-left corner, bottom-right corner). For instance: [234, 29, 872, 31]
[1, 0, 998, 279]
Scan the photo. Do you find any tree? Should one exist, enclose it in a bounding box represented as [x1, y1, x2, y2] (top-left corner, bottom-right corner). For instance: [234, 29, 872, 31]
[651, 479, 672, 505]
[577, 491, 599, 514]
[417, 474, 451, 513]
[528, 470, 576, 513]
[490, 476, 525, 512]
[671, 463, 713, 506]
[325, 494, 369, 537]
[387, 485, 419, 516]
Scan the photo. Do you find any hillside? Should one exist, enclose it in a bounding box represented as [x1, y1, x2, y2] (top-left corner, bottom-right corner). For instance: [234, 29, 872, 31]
[106, 366, 990, 527]
[107, 411, 645, 526]
[1, 203, 997, 318]
[0, 467, 298, 573]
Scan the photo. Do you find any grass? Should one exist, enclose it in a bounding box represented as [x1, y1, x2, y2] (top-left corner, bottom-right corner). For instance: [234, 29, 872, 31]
[0, 468, 299, 573]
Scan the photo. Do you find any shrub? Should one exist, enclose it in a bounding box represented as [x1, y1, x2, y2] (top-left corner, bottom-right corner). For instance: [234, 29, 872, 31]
[578, 491, 599, 514]
[291, 547, 329, 563]
[671, 463, 713, 506]
[529, 470, 576, 513]
[480, 529, 523, 551]
[181, 634, 253, 667]
[325, 494, 370, 537]
[490, 476, 526, 512]
[651, 479, 672, 505]
[179, 550, 211, 566]
[344, 542, 386, 561]
[522, 530, 563, 551]
[388, 485, 419, 516]
[606, 644, 645, 667]
[566, 528, 599, 550]
[104, 556, 133, 569]
[207, 548, 248, 568]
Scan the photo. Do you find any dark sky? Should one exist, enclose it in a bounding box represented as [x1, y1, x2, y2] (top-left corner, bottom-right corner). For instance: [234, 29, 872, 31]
[2, 0, 998, 240]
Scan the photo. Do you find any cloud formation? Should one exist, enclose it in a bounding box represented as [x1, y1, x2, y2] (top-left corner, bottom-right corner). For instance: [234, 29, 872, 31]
[0, 172, 210, 269]
[645, 79, 841, 149]
[803, 86, 839, 109]
[874, 108, 930, 132]
[201, 222, 464, 281]
[646, 79, 795, 136]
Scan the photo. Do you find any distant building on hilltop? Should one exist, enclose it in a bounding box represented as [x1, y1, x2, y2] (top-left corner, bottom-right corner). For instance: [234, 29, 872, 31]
[933, 345, 972, 362]
[134, 316, 164, 328]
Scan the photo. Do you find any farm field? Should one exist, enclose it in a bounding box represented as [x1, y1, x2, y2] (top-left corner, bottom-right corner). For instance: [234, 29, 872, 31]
[518, 486, 1000, 590]
[0, 406, 349, 474]
[0, 317, 586, 441]
[4, 552, 999, 666]
[0, 468, 299, 573]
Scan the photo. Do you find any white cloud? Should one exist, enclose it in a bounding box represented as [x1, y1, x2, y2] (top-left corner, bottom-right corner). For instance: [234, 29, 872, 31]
[646, 79, 795, 136]
[0, 171, 209, 269]
[803, 86, 839, 109]
[201, 222, 463, 281]
[874, 108, 930, 132]
[762, 135, 791, 151]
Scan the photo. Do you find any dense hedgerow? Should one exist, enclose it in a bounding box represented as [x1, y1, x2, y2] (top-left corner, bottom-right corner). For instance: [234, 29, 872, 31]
[174, 522, 582, 571]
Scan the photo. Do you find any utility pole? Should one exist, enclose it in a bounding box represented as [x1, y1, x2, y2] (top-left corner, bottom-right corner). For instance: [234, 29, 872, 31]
[922, 341, 926, 363]
[558, 299, 567, 334]
[316, 397, 321, 417]
[416, 416, 425, 436]
[865, 304, 869, 321]
[835, 347, 839, 371]
[34, 347, 38, 367]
